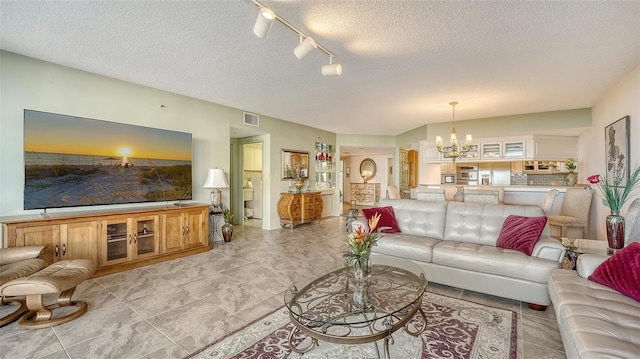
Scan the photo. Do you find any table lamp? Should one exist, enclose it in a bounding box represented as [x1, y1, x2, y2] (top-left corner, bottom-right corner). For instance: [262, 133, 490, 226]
[203, 168, 229, 211]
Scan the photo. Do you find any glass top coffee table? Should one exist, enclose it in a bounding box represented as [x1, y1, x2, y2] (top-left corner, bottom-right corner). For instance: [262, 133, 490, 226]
[283, 256, 427, 359]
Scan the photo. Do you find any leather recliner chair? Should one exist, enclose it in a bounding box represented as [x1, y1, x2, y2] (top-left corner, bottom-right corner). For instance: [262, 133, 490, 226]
[0, 246, 46, 326]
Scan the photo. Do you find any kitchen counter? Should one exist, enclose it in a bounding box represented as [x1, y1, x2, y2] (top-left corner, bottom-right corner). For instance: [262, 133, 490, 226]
[503, 186, 569, 193]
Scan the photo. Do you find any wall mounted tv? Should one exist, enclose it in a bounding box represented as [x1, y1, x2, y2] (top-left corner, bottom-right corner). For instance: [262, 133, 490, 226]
[24, 110, 193, 210]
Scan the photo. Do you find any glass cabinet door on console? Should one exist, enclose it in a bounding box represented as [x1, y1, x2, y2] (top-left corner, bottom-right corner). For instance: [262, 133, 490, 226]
[102, 218, 131, 266]
[101, 216, 160, 266]
[132, 215, 159, 260]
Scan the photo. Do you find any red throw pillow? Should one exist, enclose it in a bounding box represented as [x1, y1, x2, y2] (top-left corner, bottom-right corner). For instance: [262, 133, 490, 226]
[496, 215, 547, 256]
[362, 206, 401, 233]
[589, 242, 640, 302]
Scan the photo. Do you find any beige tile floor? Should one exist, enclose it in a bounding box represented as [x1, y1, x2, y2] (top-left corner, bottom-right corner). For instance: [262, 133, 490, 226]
[0, 216, 566, 359]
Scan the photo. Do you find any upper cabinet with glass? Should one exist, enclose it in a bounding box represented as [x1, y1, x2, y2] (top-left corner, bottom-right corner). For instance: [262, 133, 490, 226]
[315, 142, 335, 189]
[481, 140, 526, 160]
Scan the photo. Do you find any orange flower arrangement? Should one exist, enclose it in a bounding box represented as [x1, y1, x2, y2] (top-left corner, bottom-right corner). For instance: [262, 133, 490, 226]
[344, 212, 382, 270]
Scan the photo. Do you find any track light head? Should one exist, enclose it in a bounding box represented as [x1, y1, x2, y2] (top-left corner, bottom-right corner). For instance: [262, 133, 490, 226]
[253, 7, 275, 38]
[322, 63, 342, 76]
[293, 36, 317, 59]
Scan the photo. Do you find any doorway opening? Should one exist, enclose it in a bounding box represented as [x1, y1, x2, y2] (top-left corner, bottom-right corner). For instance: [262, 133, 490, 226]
[242, 142, 263, 228]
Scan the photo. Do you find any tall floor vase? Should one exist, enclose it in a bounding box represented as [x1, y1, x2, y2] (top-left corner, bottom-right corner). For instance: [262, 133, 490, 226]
[222, 222, 233, 242]
[606, 211, 625, 254]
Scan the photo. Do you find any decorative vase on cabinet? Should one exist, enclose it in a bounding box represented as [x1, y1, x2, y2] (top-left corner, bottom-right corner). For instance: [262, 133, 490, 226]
[566, 171, 577, 187]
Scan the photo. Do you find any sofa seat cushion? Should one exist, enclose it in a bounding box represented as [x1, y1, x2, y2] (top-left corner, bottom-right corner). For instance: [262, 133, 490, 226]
[548, 268, 640, 358]
[433, 241, 559, 283]
[371, 234, 441, 263]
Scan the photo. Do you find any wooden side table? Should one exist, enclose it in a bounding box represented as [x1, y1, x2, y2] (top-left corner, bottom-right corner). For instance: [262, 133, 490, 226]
[277, 192, 323, 229]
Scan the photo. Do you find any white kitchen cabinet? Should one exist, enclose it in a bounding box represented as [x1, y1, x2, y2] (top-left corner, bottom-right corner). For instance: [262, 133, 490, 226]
[420, 140, 441, 163]
[243, 147, 262, 171]
[532, 135, 577, 160]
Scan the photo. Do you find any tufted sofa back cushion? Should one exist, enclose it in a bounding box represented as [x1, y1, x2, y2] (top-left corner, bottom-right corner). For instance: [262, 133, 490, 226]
[444, 202, 548, 246]
[378, 199, 448, 239]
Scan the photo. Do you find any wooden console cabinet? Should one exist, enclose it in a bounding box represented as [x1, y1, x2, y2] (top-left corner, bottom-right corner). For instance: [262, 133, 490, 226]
[277, 192, 323, 229]
[1, 204, 209, 277]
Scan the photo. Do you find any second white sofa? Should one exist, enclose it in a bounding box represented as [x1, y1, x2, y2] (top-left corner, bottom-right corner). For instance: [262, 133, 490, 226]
[355, 199, 566, 308]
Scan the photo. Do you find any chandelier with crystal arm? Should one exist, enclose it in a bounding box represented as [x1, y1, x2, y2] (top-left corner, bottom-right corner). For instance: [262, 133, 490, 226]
[435, 101, 473, 163]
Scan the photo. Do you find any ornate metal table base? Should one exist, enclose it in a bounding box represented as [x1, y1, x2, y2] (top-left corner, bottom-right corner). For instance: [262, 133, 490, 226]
[286, 306, 427, 359]
[284, 262, 428, 359]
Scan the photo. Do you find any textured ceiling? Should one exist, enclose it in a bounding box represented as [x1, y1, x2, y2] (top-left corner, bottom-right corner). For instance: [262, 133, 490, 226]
[1, 1, 639, 137]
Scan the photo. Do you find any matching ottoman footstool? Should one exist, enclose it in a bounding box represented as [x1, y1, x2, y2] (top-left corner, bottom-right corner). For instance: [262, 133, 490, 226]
[0, 259, 97, 329]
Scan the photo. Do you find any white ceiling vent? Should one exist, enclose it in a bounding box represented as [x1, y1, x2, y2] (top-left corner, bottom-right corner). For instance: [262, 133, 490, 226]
[243, 112, 259, 127]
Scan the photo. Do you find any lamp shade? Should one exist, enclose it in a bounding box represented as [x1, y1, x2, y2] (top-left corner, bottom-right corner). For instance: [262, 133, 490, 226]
[294, 36, 317, 59]
[203, 168, 229, 189]
[253, 7, 275, 38]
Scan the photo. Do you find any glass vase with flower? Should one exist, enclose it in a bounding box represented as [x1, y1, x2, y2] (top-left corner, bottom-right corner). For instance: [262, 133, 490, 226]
[587, 166, 640, 253]
[343, 212, 382, 310]
[344, 213, 382, 284]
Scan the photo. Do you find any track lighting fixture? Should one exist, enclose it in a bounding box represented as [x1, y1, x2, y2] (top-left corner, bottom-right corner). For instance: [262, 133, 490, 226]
[253, 7, 275, 38]
[293, 36, 317, 59]
[322, 56, 342, 76]
[249, 0, 343, 76]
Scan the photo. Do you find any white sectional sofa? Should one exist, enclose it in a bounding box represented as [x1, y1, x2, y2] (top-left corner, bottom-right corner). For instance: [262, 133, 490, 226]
[354, 198, 566, 308]
[548, 254, 640, 358]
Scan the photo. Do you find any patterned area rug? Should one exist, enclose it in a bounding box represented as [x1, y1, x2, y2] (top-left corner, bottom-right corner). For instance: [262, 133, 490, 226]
[186, 292, 517, 359]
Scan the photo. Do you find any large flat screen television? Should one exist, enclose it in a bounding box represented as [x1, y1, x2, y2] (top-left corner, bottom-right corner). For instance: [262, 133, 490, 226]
[24, 110, 193, 210]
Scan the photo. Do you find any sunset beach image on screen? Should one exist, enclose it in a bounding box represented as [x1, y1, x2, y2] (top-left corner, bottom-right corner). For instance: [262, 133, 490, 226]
[23, 110, 192, 209]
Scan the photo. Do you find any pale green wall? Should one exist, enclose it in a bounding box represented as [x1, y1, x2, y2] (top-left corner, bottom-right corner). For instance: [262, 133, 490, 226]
[0, 51, 335, 230]
[438, 109, 590, 139]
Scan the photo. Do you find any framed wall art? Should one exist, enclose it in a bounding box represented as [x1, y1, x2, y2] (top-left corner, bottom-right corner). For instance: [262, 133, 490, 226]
[604, 115, 630, 185]
[281, 149, 309, 180]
